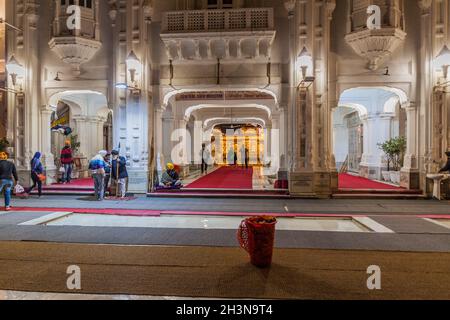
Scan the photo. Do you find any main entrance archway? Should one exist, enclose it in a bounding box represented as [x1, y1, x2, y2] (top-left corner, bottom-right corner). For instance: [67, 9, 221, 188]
[153, 88, 286, 192]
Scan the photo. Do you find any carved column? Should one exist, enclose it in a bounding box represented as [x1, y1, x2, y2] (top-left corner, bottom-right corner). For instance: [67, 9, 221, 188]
[418, 0, 437, 194]
[401, 103, 420, 189]
[287, 0, 336, 197]
[155, 108, 164, 174]
[40, 106, 56, 183]
[73, 116, 88, 158]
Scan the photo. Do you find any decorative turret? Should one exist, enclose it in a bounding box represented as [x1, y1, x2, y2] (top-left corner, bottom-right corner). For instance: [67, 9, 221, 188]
[48, 0, 102, 76]
[345, 0, 407, 70]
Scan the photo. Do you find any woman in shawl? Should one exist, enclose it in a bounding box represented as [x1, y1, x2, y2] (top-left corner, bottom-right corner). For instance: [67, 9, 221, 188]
[27, 152, 44, 198]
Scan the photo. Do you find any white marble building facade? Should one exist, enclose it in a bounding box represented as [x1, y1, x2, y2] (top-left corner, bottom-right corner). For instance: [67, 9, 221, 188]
[2, 0, 450, 196]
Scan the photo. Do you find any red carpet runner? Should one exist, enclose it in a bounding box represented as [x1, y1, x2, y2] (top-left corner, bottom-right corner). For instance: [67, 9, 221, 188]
[50, 178, 94, 189]
[186, 166, 253, 189]
[339, 173, 404, 190]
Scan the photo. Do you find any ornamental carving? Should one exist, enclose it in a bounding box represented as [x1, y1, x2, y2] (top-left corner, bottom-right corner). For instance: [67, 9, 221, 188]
[49, 0, 102, 76]
[49, 37, 102, 76]
[345, 0, 407, 70]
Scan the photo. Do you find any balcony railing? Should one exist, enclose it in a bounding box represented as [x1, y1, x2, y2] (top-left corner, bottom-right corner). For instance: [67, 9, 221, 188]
[162, 8, 274, 34]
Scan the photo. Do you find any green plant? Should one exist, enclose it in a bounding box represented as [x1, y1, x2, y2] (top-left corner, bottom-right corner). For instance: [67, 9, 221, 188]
[70, 135, 81, 154]
[378, 137, 407, 171]
[0, 138, 10, 152]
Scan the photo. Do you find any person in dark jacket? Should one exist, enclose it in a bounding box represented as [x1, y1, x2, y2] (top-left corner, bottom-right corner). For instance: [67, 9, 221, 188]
[439, 152, 450, 173]
[0, 151, 18, 211]
[60, 140, 73, 184]
[244, 147, 250, 169]
[103, 153, 112, 196]
[111, 150, 128, 198]
[27, 152, 44, 198]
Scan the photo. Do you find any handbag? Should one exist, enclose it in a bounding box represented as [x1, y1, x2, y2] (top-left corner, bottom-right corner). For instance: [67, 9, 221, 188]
[37, 174, 46, 182]
[59, 166, 66, 173]
[14, 184, 25, 194]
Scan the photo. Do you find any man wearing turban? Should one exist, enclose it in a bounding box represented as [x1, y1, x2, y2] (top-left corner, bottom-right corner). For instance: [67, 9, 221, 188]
[159, 163, 182, 189]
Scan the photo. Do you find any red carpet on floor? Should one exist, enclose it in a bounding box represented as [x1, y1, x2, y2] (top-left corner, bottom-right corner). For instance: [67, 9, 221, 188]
[186, 166, 253, 189]
[339, 173, 404, 190]
[49, 178, 94, 189]
[12, 207, 160, 216]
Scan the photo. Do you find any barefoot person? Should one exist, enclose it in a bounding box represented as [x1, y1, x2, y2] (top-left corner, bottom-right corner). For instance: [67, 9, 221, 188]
[201, 144, 210, 174]
[0, 151, 18, 211]
[160, 163, 182, 189]
[103, 153, 112, 196]
[89, 151, 107, 201]
[111, 150, 128, 198]
[60, 140, 73, 184]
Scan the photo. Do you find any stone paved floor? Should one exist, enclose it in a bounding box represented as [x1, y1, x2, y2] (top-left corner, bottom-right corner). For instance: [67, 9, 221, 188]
[6, 195, 450, 215]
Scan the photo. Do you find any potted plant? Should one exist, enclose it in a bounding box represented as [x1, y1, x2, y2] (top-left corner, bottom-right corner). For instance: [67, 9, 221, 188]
[378, 137, 407, 185]
[69, 134, 81, 155]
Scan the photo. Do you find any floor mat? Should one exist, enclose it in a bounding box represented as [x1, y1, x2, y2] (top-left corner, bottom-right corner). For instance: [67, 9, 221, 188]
[49, 178, 94, 189]
[1, 242, 449, 299]
[186, 166, 253, 189]
[339, 173, 404, 190]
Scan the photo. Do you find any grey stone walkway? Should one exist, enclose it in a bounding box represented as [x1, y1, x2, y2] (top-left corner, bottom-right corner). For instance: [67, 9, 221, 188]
[7, 195, 450, 215]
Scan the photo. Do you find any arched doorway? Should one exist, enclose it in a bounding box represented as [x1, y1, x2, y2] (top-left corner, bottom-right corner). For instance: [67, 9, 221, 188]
[154, 88, 285, 192]
[333, 87, 411, 190]
[48, 90, 110, 182]
[210, 124, 265, 166]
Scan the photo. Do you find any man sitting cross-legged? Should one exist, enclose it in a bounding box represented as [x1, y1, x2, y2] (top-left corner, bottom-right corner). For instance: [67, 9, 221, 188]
[159, 163, 183, 189]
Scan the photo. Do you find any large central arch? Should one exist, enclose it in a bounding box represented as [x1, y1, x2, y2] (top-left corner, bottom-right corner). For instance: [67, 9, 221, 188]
[153, 86, 285, 190]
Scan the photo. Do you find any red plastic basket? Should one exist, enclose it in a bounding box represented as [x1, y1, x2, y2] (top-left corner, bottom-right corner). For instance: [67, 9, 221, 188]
[238, 216, 277, 268]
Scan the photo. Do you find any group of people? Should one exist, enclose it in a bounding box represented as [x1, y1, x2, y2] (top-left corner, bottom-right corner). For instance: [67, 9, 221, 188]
[59, 141, 129, 201]
[227, 146, 251, 169]
[89, 149, 128, 201]
[0, 142, 130, 211]
[24, 142, 129, 201]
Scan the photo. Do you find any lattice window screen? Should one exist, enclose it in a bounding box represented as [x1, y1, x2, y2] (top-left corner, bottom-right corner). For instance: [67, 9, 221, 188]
[229, 11, 246, 29]
[167, 13, 185, 32]
[250, 10, 269, 29]
[208, 11, 225, 30]
[188, 12, 205, 31]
